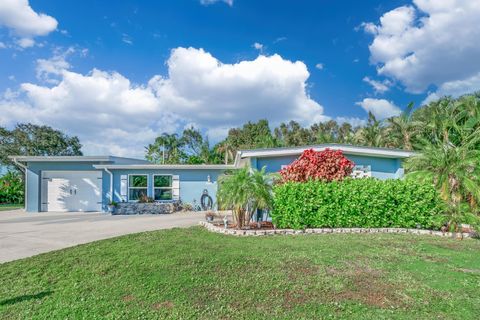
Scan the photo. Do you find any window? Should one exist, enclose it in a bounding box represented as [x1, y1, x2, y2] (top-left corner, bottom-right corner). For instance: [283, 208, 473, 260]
[128, 175, 148, 201]
[154, 175, 173, 201]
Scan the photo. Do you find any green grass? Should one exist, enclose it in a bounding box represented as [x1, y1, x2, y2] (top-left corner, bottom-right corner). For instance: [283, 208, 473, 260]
[1, 227, 479, 319]
[0, 204, 22, 211]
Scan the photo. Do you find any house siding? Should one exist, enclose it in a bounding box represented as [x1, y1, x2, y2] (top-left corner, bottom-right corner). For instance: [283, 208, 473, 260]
[252, 154, 404, 179]
[24, 161, 224, 212]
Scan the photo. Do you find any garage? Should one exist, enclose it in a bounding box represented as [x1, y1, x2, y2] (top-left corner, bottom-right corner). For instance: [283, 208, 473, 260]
[41, 171, 102, 212]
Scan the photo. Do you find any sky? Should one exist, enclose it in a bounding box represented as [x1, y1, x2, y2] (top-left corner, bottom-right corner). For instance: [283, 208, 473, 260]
[1, 0, 480, 158]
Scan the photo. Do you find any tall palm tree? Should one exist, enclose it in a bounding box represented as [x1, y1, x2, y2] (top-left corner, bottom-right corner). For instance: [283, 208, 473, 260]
[216, 140, 236, 165]
[217, 167, 275, 229]
[385, 102, 420, 150]
[354, 112, 385, 147]
[405, 126, 480, 229]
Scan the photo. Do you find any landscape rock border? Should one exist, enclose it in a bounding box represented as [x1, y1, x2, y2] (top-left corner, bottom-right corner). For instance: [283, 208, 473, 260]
[199, 221, 475, 239]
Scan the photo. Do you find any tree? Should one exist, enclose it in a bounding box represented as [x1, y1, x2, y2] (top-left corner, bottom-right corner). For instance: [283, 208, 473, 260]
[310, 120, 339, 144]
[274, 120, 312, 146]
[217, 167, 275, 229]
[354, 112, 385, 147]
[405, 94, 480, 229]
[385, 103, 420, 150]
[145, 133, 185, 164]
[225, 119, 276, 150]
[0, 123, 82, 168]
[280, 149, 355, 183]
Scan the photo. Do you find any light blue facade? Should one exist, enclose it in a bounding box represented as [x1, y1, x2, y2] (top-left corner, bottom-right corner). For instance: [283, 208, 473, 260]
[252, 154, 404, 179]
[20, 145, 410, 212]
[23, 158, 225, 212]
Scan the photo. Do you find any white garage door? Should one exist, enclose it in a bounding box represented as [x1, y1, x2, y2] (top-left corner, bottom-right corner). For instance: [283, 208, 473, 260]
[42, 171, 102, 212]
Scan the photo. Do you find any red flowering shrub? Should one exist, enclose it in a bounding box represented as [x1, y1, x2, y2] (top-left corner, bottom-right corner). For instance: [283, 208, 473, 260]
[279, 148, 354, 183]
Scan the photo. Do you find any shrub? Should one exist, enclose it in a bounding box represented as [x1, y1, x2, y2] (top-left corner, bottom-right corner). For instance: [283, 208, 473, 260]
[279, 148, 354, 183]
[271, 178, 444, 230]
[0, 171, 24, 204]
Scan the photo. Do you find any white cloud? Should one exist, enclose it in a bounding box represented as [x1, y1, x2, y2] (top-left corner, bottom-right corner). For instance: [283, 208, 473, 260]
[35, 47, 75, 84]
[0, 47, 325, 157]
[0, 41, 6, 48]
[362, 76, 391, 94]
[423, 72, 480, 104]
[200, 0, 233, 6]
[335, 116, 367, 128]
[0, 0, 58, 47]
[356, 98, 401, 119]
[315, 63, 324, 70]
[252, 42, 264, 52]
[363, 0, 480, 94]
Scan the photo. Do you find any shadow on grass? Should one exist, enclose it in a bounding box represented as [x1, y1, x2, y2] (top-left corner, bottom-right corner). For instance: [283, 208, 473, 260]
[0, 291, 53, 306]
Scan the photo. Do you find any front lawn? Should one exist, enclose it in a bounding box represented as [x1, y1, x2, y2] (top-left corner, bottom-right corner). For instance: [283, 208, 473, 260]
[1, 227, 479, 319]
[0, 204, 22, 211]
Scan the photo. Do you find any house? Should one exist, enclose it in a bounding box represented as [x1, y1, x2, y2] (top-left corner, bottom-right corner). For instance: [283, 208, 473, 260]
[10, 144, 414, 213]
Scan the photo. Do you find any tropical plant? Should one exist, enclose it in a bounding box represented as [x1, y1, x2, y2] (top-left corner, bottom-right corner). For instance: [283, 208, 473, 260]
[217, 167, 276, 229]
[0, 171, 24, 204]
[385, 102, 420, 150]
[354, 112, 385, 147]
[405, 124, 480, 230]
[279, 149, 354, 183]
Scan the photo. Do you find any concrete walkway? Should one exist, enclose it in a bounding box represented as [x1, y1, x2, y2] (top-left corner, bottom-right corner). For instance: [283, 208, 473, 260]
[0, 210, 203, 263]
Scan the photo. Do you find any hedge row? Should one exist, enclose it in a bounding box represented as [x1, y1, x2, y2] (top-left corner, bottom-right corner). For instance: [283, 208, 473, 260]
[271, 178, 444, 230]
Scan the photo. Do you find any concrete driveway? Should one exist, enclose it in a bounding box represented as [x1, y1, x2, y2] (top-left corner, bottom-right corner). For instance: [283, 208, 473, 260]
[0, 210, 203, 263]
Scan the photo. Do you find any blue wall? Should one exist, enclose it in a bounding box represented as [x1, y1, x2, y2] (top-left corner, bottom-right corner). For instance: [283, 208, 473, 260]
[25, 161, 110, 212]
[253, 154, 404, 179]
[25, 161, 225, 212]
[108, 169, 223, 209]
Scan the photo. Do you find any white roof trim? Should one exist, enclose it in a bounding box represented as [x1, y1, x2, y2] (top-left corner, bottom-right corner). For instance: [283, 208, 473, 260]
[9, 156, 113, 162]
[237, 144, 415, 159]
[93, 164, 236, 170]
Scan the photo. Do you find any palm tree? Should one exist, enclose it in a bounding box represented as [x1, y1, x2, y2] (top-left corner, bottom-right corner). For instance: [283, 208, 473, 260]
[405, 127, 480, 229]
[385, 102, 420, 150]
[216, 140, 236, 165]
[354, 112, 385, 147]
[217, 167, 276, 229]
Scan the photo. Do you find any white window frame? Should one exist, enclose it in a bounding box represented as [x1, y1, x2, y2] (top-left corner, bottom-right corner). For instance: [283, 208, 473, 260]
[153, 174, 173, 201]
[128, 174, 148, 202]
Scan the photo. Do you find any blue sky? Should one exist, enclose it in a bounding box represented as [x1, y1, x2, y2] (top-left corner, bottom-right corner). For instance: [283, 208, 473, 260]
[1, 0, 479, 156]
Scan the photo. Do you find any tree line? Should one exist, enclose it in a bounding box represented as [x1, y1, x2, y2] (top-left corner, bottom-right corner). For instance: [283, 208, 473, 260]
[145, 93, 480, 165]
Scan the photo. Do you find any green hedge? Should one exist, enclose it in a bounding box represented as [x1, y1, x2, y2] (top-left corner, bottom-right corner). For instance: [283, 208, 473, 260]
[271, 178, 444, 230]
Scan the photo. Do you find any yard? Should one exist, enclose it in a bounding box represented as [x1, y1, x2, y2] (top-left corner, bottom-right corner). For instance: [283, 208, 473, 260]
[1, 227, 479, 319]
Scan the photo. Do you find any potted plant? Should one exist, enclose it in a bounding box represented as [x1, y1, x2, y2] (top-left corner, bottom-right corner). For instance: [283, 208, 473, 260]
[205, 211, 215, 222]
[107, 201, 118, 214]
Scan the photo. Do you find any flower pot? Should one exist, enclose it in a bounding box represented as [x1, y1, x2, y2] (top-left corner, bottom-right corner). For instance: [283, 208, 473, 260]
[108, 205, 116, 214]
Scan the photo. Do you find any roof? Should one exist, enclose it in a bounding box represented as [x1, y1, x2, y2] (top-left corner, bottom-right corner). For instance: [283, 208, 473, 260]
[93, 164, 236, 170]
[236, 144, 415, 159]
[8, 155, 150, 164]
[9, 155, 114, 162]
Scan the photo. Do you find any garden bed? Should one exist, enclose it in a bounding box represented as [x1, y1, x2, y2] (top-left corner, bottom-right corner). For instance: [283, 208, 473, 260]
[200, 221, 475, 239]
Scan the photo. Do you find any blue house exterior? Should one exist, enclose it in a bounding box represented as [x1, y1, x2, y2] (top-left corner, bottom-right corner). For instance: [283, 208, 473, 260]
[10, 144, 414, 213]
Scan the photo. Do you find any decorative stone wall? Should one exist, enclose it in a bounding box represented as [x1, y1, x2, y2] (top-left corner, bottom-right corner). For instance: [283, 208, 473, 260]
[114, 202, 180, 215]
[199, 221, 475, 239]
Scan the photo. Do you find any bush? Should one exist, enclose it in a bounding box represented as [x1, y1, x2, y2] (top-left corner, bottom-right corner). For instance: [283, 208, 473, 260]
[279, 148, 354, 183]
[271, 178, 444, 230]
[0, 171, 24, 204]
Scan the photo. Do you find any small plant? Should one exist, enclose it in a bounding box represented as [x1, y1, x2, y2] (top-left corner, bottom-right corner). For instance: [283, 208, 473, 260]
[138, 194, 155, 203]
[109, 201, 118, 207]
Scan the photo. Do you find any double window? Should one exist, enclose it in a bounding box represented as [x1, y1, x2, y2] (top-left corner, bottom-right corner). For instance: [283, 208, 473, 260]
[127, 174, 173, 201]
[153, 175, 173, 201]
[128, 175, 148, 201]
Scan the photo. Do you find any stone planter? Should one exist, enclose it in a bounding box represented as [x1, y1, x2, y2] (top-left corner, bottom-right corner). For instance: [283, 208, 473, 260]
[114, 202, 180, 215]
